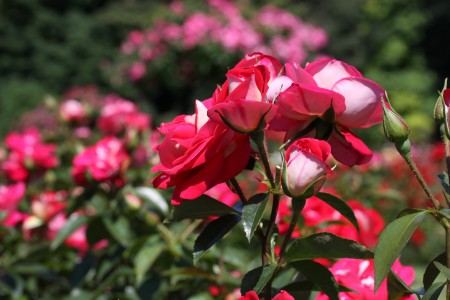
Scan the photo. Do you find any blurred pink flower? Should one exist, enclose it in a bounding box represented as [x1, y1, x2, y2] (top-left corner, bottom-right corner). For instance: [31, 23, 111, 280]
[315, 259, 415, 300]
[72, 137, 130, 186]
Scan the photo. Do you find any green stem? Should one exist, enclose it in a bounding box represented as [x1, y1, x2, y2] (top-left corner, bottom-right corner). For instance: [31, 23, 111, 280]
[263, 194, 280, 300]
[251, 130, 275, 188]
[278, 197, 306, 261]
[446, 226, 450, 300]
[228, 177, 247, 202]
[403, 153, 441, 209]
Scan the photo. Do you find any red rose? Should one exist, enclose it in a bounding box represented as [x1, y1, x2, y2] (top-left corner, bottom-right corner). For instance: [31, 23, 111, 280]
[152, 100, 251, 204]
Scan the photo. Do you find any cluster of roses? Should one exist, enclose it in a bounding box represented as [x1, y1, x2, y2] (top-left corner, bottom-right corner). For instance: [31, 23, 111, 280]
[120, 0, 327, 81]
[0, 90, 154, 253]
[152, 52, 416, 299]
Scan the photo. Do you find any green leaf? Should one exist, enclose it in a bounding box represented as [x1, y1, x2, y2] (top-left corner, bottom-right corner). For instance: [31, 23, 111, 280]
[50, 215, 89, 250]
[102, 216, 133, 247]
[422, 282, 445, 300]
[437, 173, 450, 194]
[70, 253, 95, 288]
[285, 232, 373, 262]
[433, 261, 450, 280]
[374, 211, 427, 291]
[193, 214, 241, 264]
[172, 195, 240, 220]
[438, 208, 450, 220]
[134, 241, 165, 284]
[424, 252, 446, 289]
[241, 264, 277, 294]
[387, 271, 416, 300]
[290, 260, 339, 300]
[316, 192, 359, 231]
[85, 216, 110, 246]
[241, 193, 269, 242]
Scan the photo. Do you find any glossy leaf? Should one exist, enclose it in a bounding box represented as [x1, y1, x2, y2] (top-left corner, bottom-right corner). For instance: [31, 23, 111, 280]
[424, 252, 445, 290]
[134, 241, 165, 284]
[316, 192, 359, 231]
[103, 216, 132, 247]
[285, 232, 373, 262]
[241, 193, 269, 242]
[422, 282, 446, 300]
[70, 253, 95, 288]
[433, 261, 450, 280]
[290, 260, 339, 300]
[437, 173, 450, 194]
[50, 215, 89, 250]
[374, 211, 427, 291]
[387, 271, 416, 300]
[193, 214, 241, 264]
[241, 264, 277, 294]
[172, 195, 240, 220]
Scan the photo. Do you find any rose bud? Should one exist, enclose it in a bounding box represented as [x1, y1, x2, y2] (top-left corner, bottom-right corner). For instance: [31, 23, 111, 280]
[282, 138, 332, 198]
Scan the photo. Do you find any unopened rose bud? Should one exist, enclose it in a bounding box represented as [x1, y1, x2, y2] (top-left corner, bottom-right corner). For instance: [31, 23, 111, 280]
[382, 97, 410, 145]
[434, 94, 446, 125]
[282, 138, 332, 198]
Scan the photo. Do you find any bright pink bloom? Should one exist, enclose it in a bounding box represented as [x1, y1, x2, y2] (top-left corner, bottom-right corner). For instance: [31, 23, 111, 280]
[128, 61, 147, 81]
[2, 128, 58, 181]
[59, 99, 87, 123]
[239, 290, 294, 300]
[72, 137, 130, 186]
[284, 138, 332, 197]
[30, 191, 67, 222]
[315, 259, 415, 300]
[0, 182, 26, 227]
[47, 213, 108, 254]
[97, 96, 150, 135]
[208, 53, 283, 133]
[271, 59, 384, 166]
[204, 183, 240, 208]
[152, 100, 251, 205]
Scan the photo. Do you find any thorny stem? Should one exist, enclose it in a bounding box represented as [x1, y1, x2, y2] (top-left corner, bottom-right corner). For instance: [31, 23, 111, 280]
[251, 130, 275, 188]
[278, 206, 300, 260]
[229, 177, 247, 203]
[403, 153, 441, 209]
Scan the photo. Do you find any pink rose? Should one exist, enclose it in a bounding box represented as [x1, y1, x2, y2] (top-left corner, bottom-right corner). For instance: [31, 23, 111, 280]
[59, 99, 87, 123]
[315, 259, 415, 300]
[207, 53, 283, 133]
[270, 59, 384, 166]
[239, 290, 294, 300]
[47, 213, 108, 255]
[1, 128, 58, 181]
[97, 96, 150, 135]
[152, 100, 251, 205]
[72, 137, 130, 186]
[0, 182, 26, 227]
[284, 138, 332, 197]
[30, 191, 67, 222]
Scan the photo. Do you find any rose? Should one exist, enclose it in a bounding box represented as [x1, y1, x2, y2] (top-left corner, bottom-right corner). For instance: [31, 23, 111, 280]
[59, 99, 87, 123]
[0, 182, 26, 227]
[239, 290, 294, 300]
[152, 100, 251, 205]
[315, 259, 415, 300]
[72, 137, 130, 186]
[271, 59, 385, 166]
[30, 191, 67, 222]
[283, 138, 332, 198]
[1, 128, 58, 181]
[207, 53, 283, 133]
